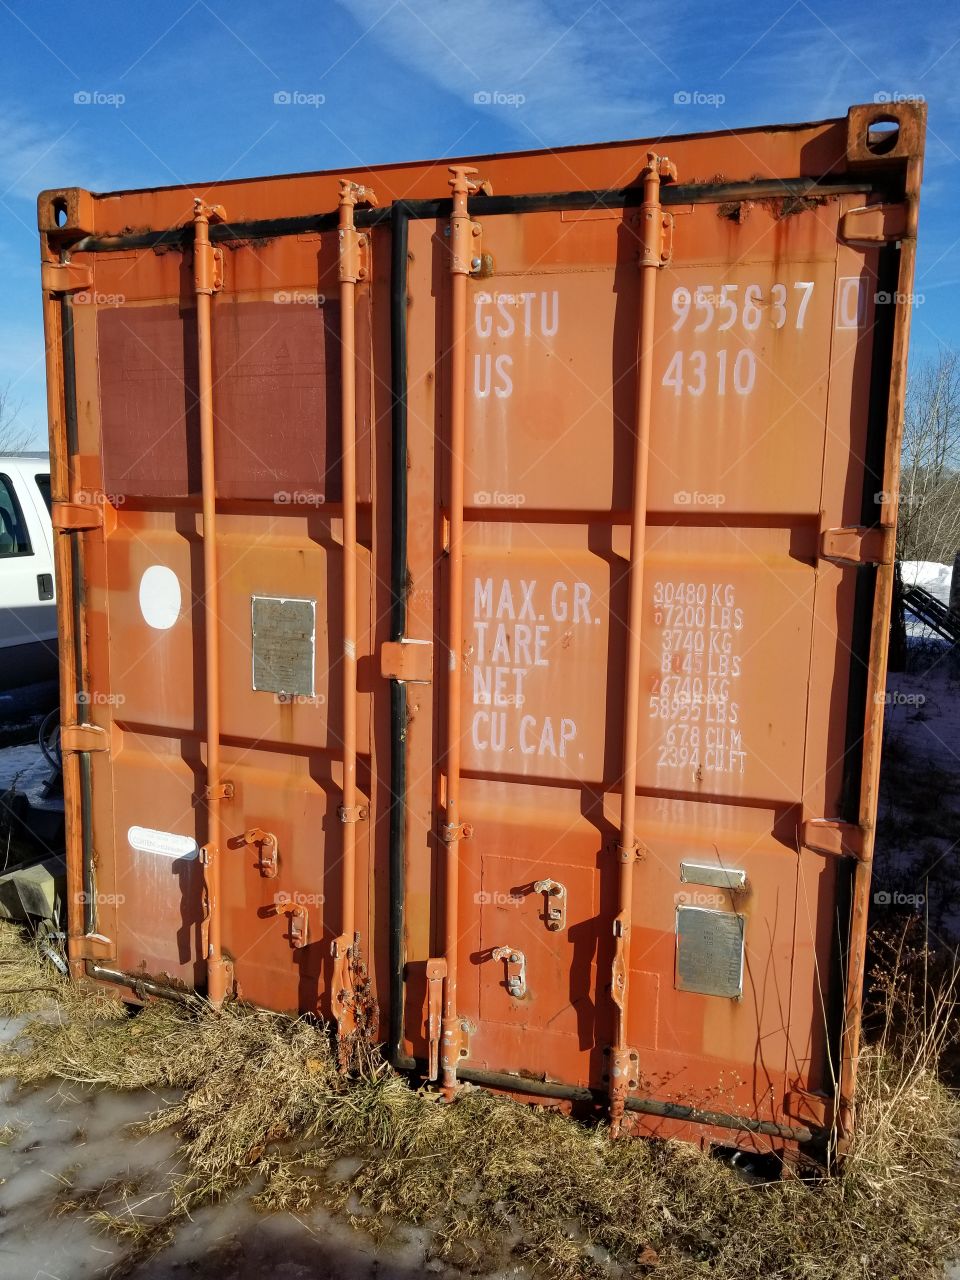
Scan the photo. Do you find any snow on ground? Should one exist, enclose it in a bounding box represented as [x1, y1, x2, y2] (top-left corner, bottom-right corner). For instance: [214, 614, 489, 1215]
[0, 1010, 530, 1277]
[0, 741, 42, 794]
[901, 559, 953, 603]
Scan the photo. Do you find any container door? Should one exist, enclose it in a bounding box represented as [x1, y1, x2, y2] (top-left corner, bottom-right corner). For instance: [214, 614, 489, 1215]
[61, 226, 389, 1018]
[400, 184, 891, 1141]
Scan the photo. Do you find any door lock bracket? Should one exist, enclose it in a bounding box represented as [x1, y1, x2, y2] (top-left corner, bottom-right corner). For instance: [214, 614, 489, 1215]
[239, 827, 279, 878]
[270, 900, 308, 948]
[491, 946, 527, 998]
[533, 878, 567, 931]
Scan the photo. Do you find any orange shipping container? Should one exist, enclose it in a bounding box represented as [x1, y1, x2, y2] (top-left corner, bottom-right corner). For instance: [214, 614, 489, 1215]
[38, 101, 925, 1155]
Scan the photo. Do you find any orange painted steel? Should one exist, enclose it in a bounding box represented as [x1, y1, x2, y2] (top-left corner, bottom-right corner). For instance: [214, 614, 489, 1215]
[436, 165, 491, 1095]
[192, 198, 231, 1006]
[332, 180, 376, 1048]
[609, 152, 675, 1135]
[36, 102, 926, 1153]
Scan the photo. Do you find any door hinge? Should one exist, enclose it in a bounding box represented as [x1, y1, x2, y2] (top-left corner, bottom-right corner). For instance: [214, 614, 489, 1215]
[819, 524, 892, 565]
[52, 501, 103, 532]
[41, 261, 93, 295]
[61, 723, 108, 754]
[785, 1085, 832, 1128]
[74, 933, 115, 961]
[839, 202, 909, 244]
[380, 638, 433, 684]
[801, 819, 866, 860]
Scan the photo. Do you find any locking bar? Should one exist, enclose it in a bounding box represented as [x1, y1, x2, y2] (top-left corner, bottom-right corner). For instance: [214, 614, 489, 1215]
[437, 166, 491, 1100]
[192, 198, 231, 1006]
[608, 153, 675, 1136]
[334, 178, 378, 1055]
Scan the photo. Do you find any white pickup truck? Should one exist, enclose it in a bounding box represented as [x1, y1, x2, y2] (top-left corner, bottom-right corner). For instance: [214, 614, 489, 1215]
[0, 453, 57, 690]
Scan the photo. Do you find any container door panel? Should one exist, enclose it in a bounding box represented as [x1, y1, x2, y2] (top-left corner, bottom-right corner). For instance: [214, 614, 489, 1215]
[78, 234, 379, 1015]
[407, 192, 882, 1136]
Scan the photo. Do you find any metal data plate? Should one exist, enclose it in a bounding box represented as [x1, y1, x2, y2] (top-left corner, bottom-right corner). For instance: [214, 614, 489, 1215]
[251, 595, 316, 697]
[675, 906, 745, 999]
[680, 861, 747, 891]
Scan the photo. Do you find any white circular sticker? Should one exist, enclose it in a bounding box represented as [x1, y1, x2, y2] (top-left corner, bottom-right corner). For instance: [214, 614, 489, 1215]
[139, 565, 181, 630]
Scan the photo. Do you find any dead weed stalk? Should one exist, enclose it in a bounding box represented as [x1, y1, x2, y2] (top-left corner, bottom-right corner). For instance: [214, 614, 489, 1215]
[0, 922, 957, 1279]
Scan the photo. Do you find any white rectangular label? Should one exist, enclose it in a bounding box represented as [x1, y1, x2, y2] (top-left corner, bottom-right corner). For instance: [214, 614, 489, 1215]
[128, 825, 199, 860]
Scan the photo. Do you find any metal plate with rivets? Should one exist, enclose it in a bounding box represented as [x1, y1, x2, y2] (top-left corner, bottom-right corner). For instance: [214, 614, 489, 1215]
[675, 906, 745, 998]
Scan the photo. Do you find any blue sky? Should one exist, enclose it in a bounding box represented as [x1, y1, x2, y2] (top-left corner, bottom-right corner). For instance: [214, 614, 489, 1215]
[1, 0, 957, 447]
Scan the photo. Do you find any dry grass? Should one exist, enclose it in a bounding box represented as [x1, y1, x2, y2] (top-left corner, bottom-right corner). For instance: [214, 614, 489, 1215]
[0, 922, 958, 1279]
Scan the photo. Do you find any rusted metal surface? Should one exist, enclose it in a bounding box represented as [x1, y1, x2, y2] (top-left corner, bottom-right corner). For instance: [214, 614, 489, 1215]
[38, 102, 925, 1152]
[192, 199, 232, 1007]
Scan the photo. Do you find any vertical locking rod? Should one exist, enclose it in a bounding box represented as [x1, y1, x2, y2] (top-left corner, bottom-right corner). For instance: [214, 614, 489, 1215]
[192, 198, 232, 1005]
[609, 154, 675, 1134]
[332, 180, 377, 1055]
[437, 165, 490, 1096]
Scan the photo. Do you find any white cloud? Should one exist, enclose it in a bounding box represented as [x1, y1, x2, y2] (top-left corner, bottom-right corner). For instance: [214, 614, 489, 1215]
[0, 109, 114, 203]
[336, 0, 676, 143]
